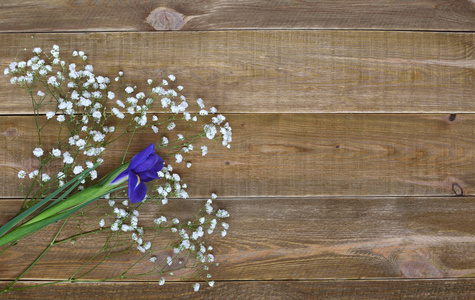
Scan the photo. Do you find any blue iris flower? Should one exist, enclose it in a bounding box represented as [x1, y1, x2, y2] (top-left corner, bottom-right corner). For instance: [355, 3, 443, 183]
[111, 143, 165, 203]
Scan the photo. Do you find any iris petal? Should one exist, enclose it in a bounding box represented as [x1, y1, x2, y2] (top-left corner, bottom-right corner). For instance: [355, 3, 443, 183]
[128, 171, 148, 203]
[138, 158, 165, 182]
[110, 168, 129, 185]
[132, 154, 159, 174]
[129, 143, 155, 170]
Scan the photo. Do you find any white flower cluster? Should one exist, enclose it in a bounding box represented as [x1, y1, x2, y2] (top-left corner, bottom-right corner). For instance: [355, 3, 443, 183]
[7, 46, 232, 293]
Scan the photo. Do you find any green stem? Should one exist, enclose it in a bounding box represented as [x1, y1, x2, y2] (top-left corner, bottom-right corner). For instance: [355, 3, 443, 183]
[0, 219, 68, 295]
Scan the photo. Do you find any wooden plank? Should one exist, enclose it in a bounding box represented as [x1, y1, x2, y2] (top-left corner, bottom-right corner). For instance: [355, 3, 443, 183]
[2, 279, 474, 299]
[0, 197, 473, 281]
[2, 114, 475, 198]
[0, 31, 474, 114]
[1, 1, 475, 32]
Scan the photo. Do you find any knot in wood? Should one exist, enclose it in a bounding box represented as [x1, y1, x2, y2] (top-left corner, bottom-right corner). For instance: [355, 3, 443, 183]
[146, 7, 187, 30]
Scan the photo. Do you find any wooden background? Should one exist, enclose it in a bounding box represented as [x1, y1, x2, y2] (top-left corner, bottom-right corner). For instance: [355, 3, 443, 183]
[1, 1, 474, 299]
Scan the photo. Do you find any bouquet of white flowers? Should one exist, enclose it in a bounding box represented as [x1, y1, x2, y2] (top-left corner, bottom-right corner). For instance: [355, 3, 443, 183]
[0, 45, 232, 295]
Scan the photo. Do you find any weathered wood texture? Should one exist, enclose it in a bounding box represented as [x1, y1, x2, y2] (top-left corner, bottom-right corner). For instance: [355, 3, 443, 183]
[0, 197, 473, 281]
[2, 114, 475, 198]
[0, 31, 474, 114]
[1, 1, 475, 32]
[2, 279, 474, 300]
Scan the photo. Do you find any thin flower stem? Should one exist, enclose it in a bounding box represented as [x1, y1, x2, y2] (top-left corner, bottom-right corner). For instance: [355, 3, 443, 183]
[121, 126, 137, 164]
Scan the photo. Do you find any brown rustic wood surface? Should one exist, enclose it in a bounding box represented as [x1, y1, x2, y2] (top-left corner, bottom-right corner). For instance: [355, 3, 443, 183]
[1, 0, 475, 32]
[1, 1, 474, 299]
[0, 197, 473, 280]
[0, 32, 474, 114]
[2, 114, 475, 198]
[1, 280, 474, 300]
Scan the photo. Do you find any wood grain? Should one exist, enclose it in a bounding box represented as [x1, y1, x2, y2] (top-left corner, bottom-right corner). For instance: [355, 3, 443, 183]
[2, 279, 474, 300]
[0, 31, 474, 114]
[1, 1, 475, 32]
[0, 197, 473, 281]
[2, 114, 475, 198]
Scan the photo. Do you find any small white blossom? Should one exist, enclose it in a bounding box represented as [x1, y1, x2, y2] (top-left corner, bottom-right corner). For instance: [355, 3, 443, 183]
[175, 154, 183, 163]
[73, 166, 84, 175]
[158, 277, 165, 285]
[33, 148, 44, 157]
[28, 170, 39, 179]
[51, 148, 61, 157]
[186, 162, 192, 168]
[167, 122, 176, 130]
[111, 222, 119, 231]
[57, 115, 65, 122]
[18, 170, 26, 179]
[92, 111, 102, 119]
[46, 111, 55, 119]
[99, 219, 105, 227]
[125, 86, 134, 94]
[193, 283, 200, 292]
[37, 91, 45, 97]
[197, 98, 205, 109]
[216, 209, 230, 218]
[201, 146, 208, 156]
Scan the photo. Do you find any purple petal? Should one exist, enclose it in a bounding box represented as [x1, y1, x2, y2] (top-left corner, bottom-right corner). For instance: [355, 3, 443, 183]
[129, 143, 155, 170]
[132, 154, 159, 174]
[138, 157, 165, 182]
[128, 171, 148, 203]
[110, 168, 129, 185]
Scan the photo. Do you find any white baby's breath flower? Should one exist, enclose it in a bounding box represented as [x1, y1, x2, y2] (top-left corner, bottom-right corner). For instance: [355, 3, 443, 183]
[168, 74, 176, 81]
[92, 111, 102, 119]
[158, 277, 165, 285]
[125, 86, 134, 94]
[167, 122, 175, 130]
[28, 170, 39, 179]
[73, 165, 84, 174]
[33, 47, 42, 54]
[193, 283, 200, 292]
[216, 209, 230, 218]
[186, 162, 192, 168]
[46, 111, 55, 119]
[51, 148, 61, 157]
[99, 219, 105, 227]
[57, 115, 65, 122]
[111, 222, 119, 231]
[201, 146, 208, 156]
[17, 170, 26, 179]
[197, 98, 205, 109]
[37, 91, 45, 97]
[175, 154, 183, 163]
[33, 148, 44, 157]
